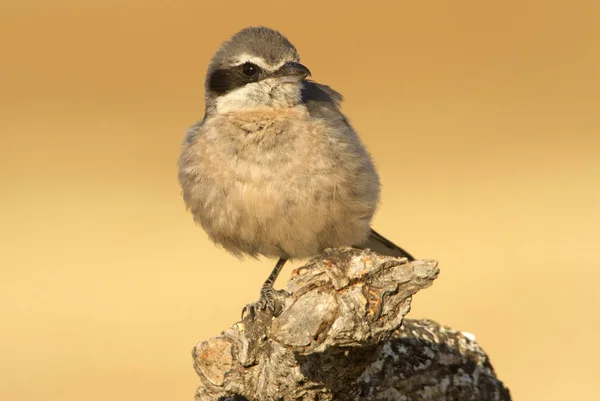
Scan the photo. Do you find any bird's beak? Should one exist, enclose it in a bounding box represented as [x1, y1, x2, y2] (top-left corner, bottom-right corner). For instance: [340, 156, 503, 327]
[275, 62, 311, 83]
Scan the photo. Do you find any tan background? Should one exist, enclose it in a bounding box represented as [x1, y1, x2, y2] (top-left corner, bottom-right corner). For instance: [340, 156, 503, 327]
[1, 0, 599, 400]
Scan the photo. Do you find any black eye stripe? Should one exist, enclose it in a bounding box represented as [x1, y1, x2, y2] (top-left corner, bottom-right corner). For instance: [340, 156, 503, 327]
[207, 64, 263, 96]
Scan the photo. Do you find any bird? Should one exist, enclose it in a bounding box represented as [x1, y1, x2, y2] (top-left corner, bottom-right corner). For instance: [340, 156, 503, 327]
[178, 26, 414, 318]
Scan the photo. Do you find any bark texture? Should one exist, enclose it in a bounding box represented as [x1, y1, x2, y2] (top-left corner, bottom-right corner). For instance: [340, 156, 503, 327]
[192, 248, 511, 400]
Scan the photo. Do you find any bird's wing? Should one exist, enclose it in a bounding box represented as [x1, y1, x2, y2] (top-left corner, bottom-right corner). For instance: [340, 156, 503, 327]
[301, 83, 414, 261]
[300, 81, 348, 122]
[183, 120, 204, 144]
[362, 229, 415, 261]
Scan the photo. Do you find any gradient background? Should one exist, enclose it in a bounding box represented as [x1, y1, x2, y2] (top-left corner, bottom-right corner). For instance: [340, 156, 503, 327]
[1, 1, 599, 400]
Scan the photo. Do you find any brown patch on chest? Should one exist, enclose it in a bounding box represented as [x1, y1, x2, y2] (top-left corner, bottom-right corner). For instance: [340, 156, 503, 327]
[224, 108, 307, 136]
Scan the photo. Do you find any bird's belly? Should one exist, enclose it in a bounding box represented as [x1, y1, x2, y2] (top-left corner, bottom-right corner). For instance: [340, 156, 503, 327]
[203, 163, 373, 259]
[181, 109, 379, 259]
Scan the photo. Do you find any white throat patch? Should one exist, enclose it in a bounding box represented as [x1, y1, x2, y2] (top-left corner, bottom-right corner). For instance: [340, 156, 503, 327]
[215, 78, 304, 114]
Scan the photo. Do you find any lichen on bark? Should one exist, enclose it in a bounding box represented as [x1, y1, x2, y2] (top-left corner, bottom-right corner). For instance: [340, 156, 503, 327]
[192, 248, 511, 401]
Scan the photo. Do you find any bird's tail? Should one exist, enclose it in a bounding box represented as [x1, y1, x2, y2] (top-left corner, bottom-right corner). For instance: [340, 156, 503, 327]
[361, 228, 415, 261]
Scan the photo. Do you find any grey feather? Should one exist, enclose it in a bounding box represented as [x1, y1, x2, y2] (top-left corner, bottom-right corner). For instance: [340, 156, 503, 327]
[300, 81, 348, 123]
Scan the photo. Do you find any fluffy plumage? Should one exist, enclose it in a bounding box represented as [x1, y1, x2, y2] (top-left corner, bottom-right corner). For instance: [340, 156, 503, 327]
[178, 26, 412, 261]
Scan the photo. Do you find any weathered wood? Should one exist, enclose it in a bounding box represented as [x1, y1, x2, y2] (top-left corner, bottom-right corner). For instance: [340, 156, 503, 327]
[192, 248, 511, 400]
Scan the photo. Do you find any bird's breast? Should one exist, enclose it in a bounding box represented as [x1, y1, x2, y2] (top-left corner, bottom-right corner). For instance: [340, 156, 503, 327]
[179, 107, 380, 258]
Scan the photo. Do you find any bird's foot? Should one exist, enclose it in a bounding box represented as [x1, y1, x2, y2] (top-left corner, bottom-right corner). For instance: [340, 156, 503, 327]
[242, 285, 289, 320]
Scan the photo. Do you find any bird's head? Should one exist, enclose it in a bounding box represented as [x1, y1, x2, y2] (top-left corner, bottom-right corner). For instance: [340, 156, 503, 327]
[204, 27, 311, 115]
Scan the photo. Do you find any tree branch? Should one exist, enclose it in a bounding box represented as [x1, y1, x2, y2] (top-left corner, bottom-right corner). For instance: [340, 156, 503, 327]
[192, 248, 511, 400]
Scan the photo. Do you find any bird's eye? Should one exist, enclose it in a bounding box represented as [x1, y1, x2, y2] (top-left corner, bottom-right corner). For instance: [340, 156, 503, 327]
[241, 62, 258, 76]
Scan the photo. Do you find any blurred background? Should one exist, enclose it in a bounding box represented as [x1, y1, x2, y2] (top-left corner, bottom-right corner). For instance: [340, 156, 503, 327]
[1, 0, 599, 400]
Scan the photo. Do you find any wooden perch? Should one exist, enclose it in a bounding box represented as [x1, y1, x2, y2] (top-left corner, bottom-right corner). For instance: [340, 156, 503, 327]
[192, 248, 511, 400]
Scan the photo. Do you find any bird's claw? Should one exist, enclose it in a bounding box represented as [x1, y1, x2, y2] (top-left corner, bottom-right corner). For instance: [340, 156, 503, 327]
[241, 286, 288, 320]
[241, 300, 266, 321]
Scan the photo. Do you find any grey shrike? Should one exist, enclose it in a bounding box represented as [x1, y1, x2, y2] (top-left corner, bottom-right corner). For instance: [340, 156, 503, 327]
[178, 26, 414, 318]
